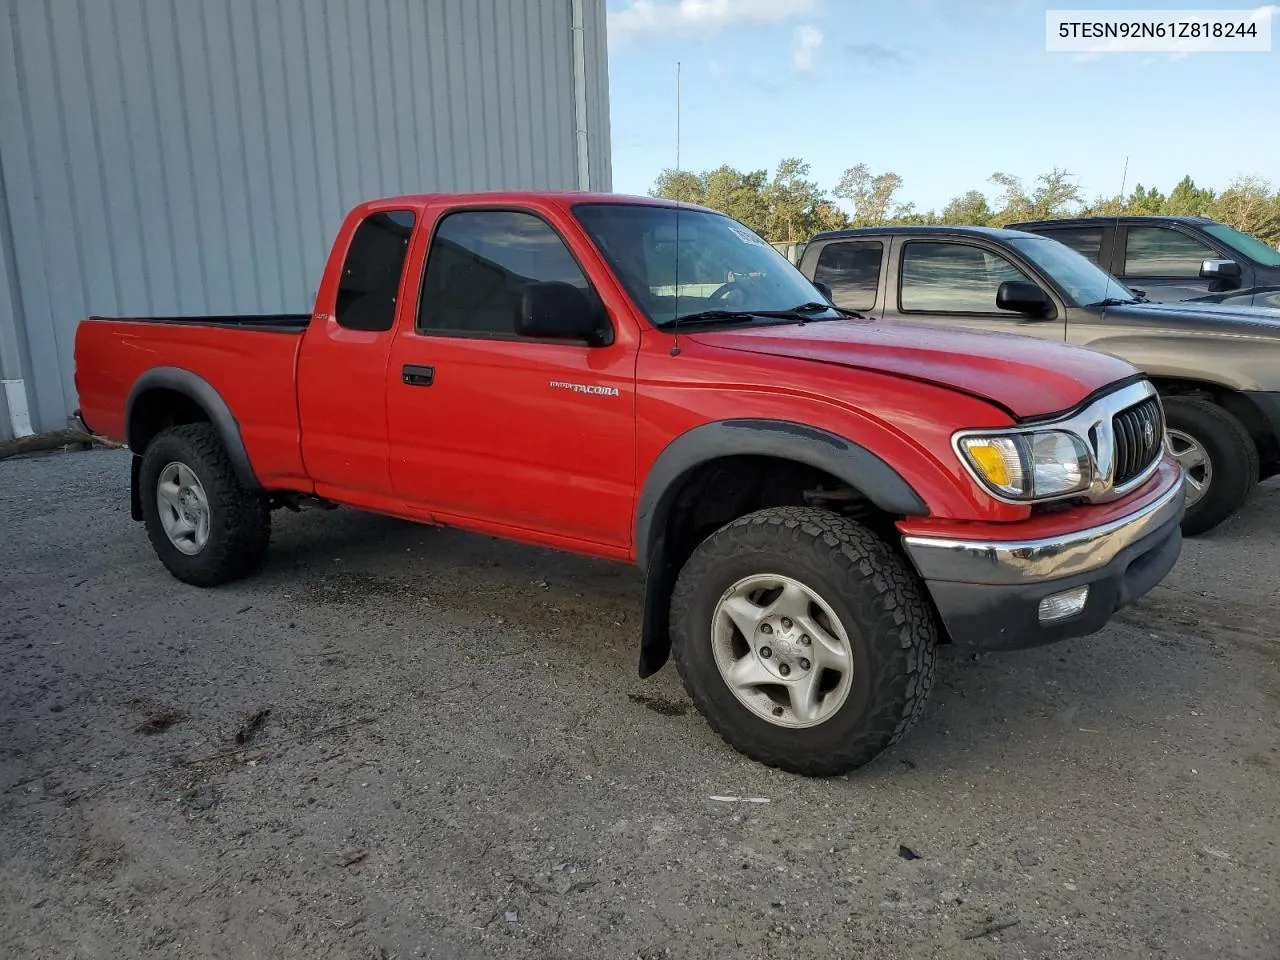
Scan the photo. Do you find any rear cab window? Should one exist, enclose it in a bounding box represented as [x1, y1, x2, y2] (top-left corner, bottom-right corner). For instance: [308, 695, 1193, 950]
[812, 241, 883, 311]
[335, 210, 417, 331]
[1033, 227, 1105, 264]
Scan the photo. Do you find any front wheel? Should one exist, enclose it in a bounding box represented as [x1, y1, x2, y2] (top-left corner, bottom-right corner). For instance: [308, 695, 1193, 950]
[139, 424, 271, 586]
[1162, 396, 1258, 536]
[669, 507, 938, 777]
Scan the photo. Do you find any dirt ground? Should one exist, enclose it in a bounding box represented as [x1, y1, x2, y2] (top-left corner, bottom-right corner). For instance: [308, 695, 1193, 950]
[2, 448, 1277, 960]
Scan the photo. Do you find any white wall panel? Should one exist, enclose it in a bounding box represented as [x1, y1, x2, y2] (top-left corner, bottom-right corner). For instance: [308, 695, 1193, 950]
[0, 0, 611, 436]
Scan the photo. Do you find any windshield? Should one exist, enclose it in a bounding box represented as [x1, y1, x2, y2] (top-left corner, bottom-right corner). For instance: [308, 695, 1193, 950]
[572, 202, 833, 326]
[1202, 222, 1280, 267]
[1007, 236, 1137, 306]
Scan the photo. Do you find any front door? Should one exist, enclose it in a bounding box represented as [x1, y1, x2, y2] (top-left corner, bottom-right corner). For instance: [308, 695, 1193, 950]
[882, 238, 1067, 340]
[386, 206, 636, 551]
[1118, 225, 1223, 302]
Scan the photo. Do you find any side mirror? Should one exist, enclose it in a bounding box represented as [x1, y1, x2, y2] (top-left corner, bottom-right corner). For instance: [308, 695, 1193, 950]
[995, 280, 1051, 316]
[1200, 258, 1241, 282]
[517, 281, 611, 345]
[812, 280, 833, 303]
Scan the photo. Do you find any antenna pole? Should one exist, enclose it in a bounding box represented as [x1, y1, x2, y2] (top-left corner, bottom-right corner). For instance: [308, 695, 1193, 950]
[1100, 156, 1129, 310]
[671, 61, 683, 357]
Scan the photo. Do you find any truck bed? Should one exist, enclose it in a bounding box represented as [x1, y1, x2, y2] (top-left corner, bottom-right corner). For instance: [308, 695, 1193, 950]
[88, 313, 311, 331]
[74, 315, 310, 488]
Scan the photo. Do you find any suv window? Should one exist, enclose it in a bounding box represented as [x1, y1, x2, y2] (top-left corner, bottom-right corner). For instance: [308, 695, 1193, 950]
[899, 241, 1031, 313]
[813, 241, 882, 311]
[335, 210, 416, 331]
[419, 210, 591, 336]
[1037, 227, 1104, 264]
[1124, 227, 1217, 277]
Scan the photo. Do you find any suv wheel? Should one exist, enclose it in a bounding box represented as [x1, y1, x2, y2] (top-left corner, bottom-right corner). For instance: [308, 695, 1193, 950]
[1162, 396, 1258, 536]
[669, 506, 938, 777]
[140, 424, 271, 586]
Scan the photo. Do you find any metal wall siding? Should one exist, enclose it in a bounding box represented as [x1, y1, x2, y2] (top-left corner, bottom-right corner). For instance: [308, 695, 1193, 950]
[0, 0, 609, 437]
[582, 0, 612, 191]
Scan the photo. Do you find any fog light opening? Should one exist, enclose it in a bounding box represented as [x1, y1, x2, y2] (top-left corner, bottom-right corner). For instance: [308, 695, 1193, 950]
[1038, 585, 1089, 623]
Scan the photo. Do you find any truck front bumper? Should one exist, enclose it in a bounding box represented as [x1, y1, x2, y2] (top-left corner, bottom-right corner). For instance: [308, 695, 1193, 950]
[902, 474, 1186, 651]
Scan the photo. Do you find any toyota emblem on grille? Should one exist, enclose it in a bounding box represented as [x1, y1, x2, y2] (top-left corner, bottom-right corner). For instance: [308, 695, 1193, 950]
[1142, 419, 1155, 447]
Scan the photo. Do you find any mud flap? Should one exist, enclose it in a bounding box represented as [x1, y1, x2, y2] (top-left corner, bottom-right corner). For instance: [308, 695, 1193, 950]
[130, 454, 143, 521]
[638, 541, 673, 678]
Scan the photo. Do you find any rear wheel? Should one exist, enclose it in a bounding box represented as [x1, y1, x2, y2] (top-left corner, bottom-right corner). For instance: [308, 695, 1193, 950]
[669, 506, 938, 777]
[1162, 396, 1258, 536]
[139, 424, 270, 586]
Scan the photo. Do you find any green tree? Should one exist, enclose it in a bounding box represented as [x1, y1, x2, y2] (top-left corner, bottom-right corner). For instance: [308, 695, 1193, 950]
[765, 158, 831, 242]
[1126, 183, 1167, 215]
[990, 167, 1081, 221]
[940, 190, 994, 225]
[1079, 193, 1125, 217]
[1164, 175, 1215, 216]
[650, 168, 704, 204]
[834, 164, 908, 225]
[1210, 176, 1280, 244]
[701, 165, 770, 235]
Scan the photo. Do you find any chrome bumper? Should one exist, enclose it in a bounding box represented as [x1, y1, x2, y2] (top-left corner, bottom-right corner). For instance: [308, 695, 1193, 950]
[902, 473, 1186, 587]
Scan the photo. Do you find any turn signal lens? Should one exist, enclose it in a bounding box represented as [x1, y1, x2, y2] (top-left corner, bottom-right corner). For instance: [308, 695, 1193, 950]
[958, 436, 1025, 497]
[957, 430, 1093, 501]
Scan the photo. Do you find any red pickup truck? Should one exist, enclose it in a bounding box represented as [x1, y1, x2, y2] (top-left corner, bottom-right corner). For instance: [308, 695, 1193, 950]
[74, 192, 1185, 776]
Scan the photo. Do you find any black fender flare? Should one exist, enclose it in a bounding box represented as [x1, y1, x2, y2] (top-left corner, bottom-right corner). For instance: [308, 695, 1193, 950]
[634, 418, 929, 678]
[125, 367, 260, 519]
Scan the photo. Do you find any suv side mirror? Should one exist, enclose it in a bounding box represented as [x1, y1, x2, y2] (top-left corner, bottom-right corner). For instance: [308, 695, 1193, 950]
[1199, 258, 1241, 282]
[813, 280, 834, 303]
[517, 281, 611, 346]
[995, 280, 1051, 316]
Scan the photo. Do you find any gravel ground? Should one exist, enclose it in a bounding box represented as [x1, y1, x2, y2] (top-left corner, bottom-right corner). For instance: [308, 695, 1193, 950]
[2, 448, 1277, 960]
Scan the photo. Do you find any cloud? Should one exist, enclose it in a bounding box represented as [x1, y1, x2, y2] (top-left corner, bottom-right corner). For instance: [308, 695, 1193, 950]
[792, 25, 823, 71]
[609, 0, 818, 46]
[844, 41, 907, 65]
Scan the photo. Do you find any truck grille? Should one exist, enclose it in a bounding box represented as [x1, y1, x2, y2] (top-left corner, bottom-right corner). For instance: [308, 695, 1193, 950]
[1111, 396, 1164, 486]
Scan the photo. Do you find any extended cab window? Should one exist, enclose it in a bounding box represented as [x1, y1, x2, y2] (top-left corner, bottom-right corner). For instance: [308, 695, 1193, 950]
[335, 210, 416, 331]
[1037, 227, 1103, 264]
[813, 241, 882, 311]
[899, 241, 1031, 313]
[1124, 227, 1217, 277]
[418, 210, 591, 336]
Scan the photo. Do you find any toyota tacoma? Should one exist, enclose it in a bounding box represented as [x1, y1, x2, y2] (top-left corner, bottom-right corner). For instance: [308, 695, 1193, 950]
[74, 193, 1185, 776]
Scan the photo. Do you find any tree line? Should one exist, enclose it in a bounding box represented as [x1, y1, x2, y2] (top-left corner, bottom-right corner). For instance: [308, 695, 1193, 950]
[650, 161, 1280, 245]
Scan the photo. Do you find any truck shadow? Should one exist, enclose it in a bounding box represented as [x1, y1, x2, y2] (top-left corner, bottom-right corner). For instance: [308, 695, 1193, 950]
[258, 481, 1280, 779]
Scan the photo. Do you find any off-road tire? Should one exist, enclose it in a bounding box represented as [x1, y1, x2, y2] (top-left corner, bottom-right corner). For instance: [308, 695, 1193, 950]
[669, 506, 938, 777]
[1163, 396, 1258, 536]
[139, 424, 271, 586]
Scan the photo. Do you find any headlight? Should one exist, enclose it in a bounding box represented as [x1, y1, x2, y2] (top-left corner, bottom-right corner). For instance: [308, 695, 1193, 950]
[958, 430, 1092, 501]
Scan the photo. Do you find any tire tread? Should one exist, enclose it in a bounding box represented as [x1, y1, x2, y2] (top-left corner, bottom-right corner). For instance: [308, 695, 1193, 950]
[669, 506, 938, 776]
[140, 423, 270, 586]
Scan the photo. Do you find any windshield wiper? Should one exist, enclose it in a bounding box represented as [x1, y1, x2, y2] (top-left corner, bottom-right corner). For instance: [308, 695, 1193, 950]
[1088, 297, 1142, 308]
[789, 301, 864, 320]
[657, 302, 860, 330]
[654, 309, 760, 329]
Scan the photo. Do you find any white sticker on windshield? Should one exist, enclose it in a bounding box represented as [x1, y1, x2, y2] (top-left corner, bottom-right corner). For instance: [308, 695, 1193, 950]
[726, 222, 770, 247]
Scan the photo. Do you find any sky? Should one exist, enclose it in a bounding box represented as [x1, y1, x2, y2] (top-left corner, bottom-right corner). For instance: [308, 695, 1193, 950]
[604, 0, 1280, 212]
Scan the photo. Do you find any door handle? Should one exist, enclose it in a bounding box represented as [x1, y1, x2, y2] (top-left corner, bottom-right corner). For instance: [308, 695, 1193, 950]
[402, 364, 434, 386]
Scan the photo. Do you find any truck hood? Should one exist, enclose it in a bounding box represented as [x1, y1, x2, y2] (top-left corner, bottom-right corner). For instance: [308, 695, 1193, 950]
[1108, 298, 1280, 332]
[689, 319, 1137, 420]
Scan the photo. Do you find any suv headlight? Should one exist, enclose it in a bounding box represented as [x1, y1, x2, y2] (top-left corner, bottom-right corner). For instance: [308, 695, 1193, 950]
[957, 430, 1093, 501]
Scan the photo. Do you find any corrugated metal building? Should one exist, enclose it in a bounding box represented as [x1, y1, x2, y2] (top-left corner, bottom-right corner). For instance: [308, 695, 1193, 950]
[0, 0, 611, 439]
